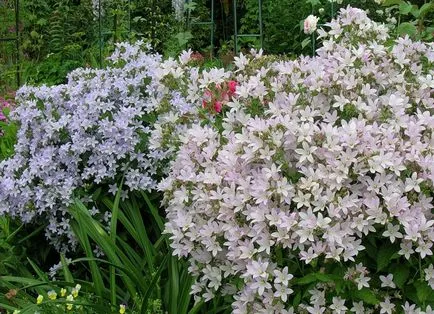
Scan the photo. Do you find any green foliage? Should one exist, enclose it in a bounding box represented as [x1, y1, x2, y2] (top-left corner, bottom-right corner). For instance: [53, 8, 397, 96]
[0, 181, 235, 313]
[131, 0, 175, 52]
[382, 0, 434, 40]
[0, 121, 17, 162]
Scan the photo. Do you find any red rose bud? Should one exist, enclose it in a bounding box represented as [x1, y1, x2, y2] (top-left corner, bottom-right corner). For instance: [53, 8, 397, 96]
[214, 101, 222, 113]
[204, 89, 212, 100]
[221, 91, 229, 102]
[228, 80, 237, 95]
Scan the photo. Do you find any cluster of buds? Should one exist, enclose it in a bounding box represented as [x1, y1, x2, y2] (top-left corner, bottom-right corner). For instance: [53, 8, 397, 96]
[202, 80, 237, 113]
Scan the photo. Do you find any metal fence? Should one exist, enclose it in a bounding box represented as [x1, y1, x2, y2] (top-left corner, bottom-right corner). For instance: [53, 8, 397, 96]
[0, 0, 264, 90]
[0, 0, 134, 90]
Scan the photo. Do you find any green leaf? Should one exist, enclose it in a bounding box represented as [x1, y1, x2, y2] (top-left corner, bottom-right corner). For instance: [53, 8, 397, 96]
[411, 6, 421, 18]
[188, 300, 205, 314]
[175, 32, 193, 46]
[71, 221, 105, 298]
[396, 22, 418, 36]
[376, 245, 397, 271]
[295, 273, 318, 285]
[353, 288, 380, 305]
[305, 0, 321, 6]
[302, 38, 311, 49]
[36, 18, 47, 26]
[314, 273, 336, 282]
[399, 1, 413, 15]
[293, 291, 302, 307]
[110, 181, 123, 305]
[414, 281, 434, 303]
[419, 2, 434, 18]
[60, 254, 74, 283]
[392, 264, 410, 289]
[184, 1, 197, 11]
[294, 272, 336, 285]
[141, 191, 165, 233]
[169, 256, 180, 314]
[382, 0, 402, 6]
[132, 16, 144, 23]
[140, 253, 169, 314]
[70, 200, 142, 297]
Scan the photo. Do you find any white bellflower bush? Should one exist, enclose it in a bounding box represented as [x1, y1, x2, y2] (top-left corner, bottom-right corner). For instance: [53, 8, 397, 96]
[161, 7, 434, 313]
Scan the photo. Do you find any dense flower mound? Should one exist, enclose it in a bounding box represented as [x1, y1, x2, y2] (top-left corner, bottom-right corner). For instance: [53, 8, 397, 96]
[161, 7, 434, 313]
[0, 42, 230, 250]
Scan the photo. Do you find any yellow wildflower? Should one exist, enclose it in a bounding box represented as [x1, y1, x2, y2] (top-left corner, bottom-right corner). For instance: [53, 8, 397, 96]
[66, 294, 74, 311]
[36, 295, 43, 304]
[71, 284, 81, 298]
[60, 288, 67, 297]
[119, 304, 126, 314]
[47, 290, 57, 300]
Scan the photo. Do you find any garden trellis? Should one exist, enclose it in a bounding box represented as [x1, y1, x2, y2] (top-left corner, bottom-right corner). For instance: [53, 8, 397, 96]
[233, 0, 263, 54]
[186, 0, 216, 58]
[94, 0, 133, 67]
[0, 0, 136, 85]
[185, 0, 264, 56]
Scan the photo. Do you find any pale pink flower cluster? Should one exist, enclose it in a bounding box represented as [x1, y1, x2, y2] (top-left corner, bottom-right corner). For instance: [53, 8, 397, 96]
[161, 7, 434, 313]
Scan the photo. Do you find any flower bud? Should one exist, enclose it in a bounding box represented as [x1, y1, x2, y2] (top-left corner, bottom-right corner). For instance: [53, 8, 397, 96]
[304, 15, 320, 35]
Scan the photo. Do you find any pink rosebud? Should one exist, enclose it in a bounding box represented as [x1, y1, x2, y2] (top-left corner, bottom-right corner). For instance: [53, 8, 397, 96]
[221, 91, 229, 102]
[204, 89, 212, 100]
[214, 101, 222, 113]
[228, 80, 237, 95]
[304, 15, 319, 34]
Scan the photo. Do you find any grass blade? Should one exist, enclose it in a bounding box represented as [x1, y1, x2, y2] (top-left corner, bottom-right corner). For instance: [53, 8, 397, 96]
[110, 181, 123, 306]
[140, 253, 169, 314]
[71, 220, 105, 298]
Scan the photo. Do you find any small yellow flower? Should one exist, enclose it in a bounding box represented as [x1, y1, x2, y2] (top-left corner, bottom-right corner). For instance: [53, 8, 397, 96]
[47, 290, 57, 300]
[13, 310, 20, 314]
[36, 295, 43, 304]
[66, 294, 74, 311]
[119, 304, 126, 314]
[71, 284, 81, 298]
[60, 288, 67, 297]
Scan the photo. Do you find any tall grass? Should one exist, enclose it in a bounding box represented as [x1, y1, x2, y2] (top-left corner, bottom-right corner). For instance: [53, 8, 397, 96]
[0, 186, 232, 313]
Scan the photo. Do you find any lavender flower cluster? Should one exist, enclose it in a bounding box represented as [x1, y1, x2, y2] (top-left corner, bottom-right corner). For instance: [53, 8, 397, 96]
[0, 42, 225, 251]
[161, 7, 434, 313]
